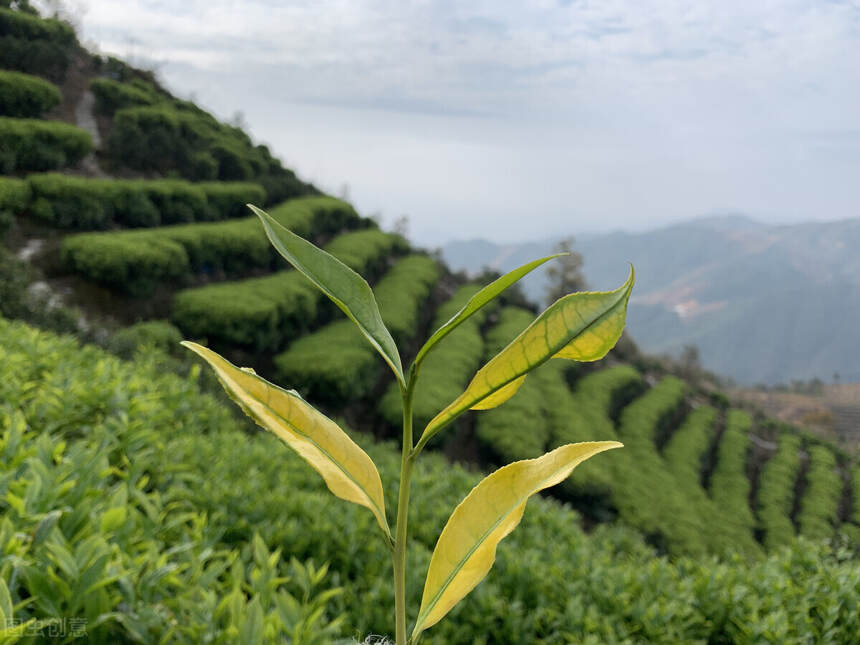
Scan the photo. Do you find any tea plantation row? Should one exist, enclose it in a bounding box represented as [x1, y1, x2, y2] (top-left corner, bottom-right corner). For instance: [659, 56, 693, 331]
[1, 317, 858, 643]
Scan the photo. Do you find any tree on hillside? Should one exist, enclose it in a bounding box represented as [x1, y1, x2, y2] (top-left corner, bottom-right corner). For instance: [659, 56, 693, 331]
[545, 237, 587, 303]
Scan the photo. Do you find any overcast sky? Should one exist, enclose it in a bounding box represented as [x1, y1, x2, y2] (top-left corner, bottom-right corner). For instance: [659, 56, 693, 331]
[57, 0, 860, 245]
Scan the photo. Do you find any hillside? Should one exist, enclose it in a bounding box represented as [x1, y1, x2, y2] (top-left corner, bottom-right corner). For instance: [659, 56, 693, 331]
[1, 5, 859, 641]
[442, 215, 860, 385]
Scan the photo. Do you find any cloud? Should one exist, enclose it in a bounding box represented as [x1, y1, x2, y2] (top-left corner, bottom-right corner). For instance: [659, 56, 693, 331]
[56, 0, 860, 243]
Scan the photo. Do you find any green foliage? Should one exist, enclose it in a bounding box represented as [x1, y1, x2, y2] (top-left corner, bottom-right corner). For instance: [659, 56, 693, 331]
[2, 318, 858, 643]
[0, 247, 80, 335]
[0, 70, 61, 117]
[0, 117, 92, 173]
[378, 284, 490, 430]
[757, 433, 802, 550]
[0, 8, 76, 81]
[62, 232, 191, 297]
[797, 445, 841, 540]
[275, 320, 374, 405]
[255, 206, 406, 385]
[663, 405, 717, 490]
[172, 229, 402, 351]
[60, 196, 359, 295]
[322, 228, 409, 280]
[173, 271, 319, 350]
[0, 318, 344, 643]
[0, 176, 29, 235]
[547, 364, 643, 500]
[106, 105, 314, 203]
[90, 77, 161, 114]
[275, 255, 440, 405]
[29, 173, 266, 229]
[475, 307, 550, 462]
[608, 378, 759, 556]
[853, 466, 860, 527]
[374, 254, 440, 345]
[107, 320, 182, 359]
[708, 410, 757, 539]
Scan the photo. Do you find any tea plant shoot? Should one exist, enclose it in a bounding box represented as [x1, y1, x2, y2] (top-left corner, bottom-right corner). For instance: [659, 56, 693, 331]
[183, 204, 633, 644]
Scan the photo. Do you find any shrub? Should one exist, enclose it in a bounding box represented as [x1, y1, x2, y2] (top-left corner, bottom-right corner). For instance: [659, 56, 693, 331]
[757, 433, 802, 550]
[0, 176, 29, 235]
[90, 77, 160, 114]
[171, 229, 400, 350]
[0, 319, 344, 643]
[28, 173, 266, 229]
[797, 445, 841, 540]
[475, 307, 550, 462]
[275, 320, 376, 405]
[108, 320, 183, 359]
[0, 117, 92, 173]
[548, 365, 643, 502]
[0, 8, 76, 80]
[379, 284, 490, 430]
[107, 104, 316, 203]
[708, 410, 757, 539]
[62, 196, 362, 295]
[663, 405, 717, 490]
[61, 232, 190, 296]
[275, 254, 441, 407]
[0, 69, 61, 117]
[374, 254, 439, 345]
[2, 318, 859, 643]
[0, 247, 81, 335]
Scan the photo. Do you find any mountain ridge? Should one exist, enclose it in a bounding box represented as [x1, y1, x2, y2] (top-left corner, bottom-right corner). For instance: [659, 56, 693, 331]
[442, 214, 860, 385]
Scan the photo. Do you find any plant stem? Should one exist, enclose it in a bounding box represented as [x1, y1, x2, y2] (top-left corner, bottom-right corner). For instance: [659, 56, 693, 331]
[394, 373, 416, 645]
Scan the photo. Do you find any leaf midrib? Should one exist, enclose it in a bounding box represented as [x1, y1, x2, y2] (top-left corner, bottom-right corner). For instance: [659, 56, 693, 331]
[432, 283, 629, 429]
[414, 458, 575, 632]
[233, 371, 387, 530]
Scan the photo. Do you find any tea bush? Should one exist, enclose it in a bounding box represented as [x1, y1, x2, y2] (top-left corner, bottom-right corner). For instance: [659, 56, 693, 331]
[757, 433, 802, 550]
[107, 320, 183, 359]
[663, 405, 717, 490]
[0, 70, 61, 117]
[29, 173, 265, 229]
[60, 196, 359, 295]
[0, 117, 92, 173]
[378, 284, 490, 430]
[275, 255, 440, 404]
[172, 230, 403, 350]
[548, 365, 643, 501]
[1, 317, 858, 643]
[797, 445, 841, 540]
[106, 104, 313, 203]
[0, 8, 76, 81]
[0, 176, 29, 235]
[373, 254, 439, 345]
[475, 307, 551, 462]
[708, 410, 757, 538]
[90, 77, 161, 113]
[0, 318, 344, 643]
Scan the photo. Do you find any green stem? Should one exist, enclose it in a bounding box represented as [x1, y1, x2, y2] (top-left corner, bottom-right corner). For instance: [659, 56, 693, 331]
[393, 371, 416, 645]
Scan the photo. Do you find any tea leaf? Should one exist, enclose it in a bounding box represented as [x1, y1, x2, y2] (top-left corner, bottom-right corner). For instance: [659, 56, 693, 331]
[418, 267, 633, 448]
[412, 441, 622, 638]
[182, 341, 391, 539]
[250, 204, 404, 386]
[414, 254, 563, 369]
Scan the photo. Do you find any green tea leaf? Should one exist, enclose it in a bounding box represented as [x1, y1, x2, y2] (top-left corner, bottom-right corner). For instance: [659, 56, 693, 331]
[413, 442, 622, 639]
[182, 341, 391, 539]
[417, 267, 634, 448]
[414, 254, 563, 369]
[250, 204, 404, 386]
[0, 578, 12, 627]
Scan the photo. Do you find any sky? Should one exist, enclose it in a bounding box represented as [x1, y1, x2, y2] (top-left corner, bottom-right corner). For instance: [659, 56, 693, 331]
[52, 0, 860, 245]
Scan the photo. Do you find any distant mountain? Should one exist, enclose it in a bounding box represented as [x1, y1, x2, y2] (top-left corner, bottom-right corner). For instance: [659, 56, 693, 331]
[442, 215, 860, 385]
